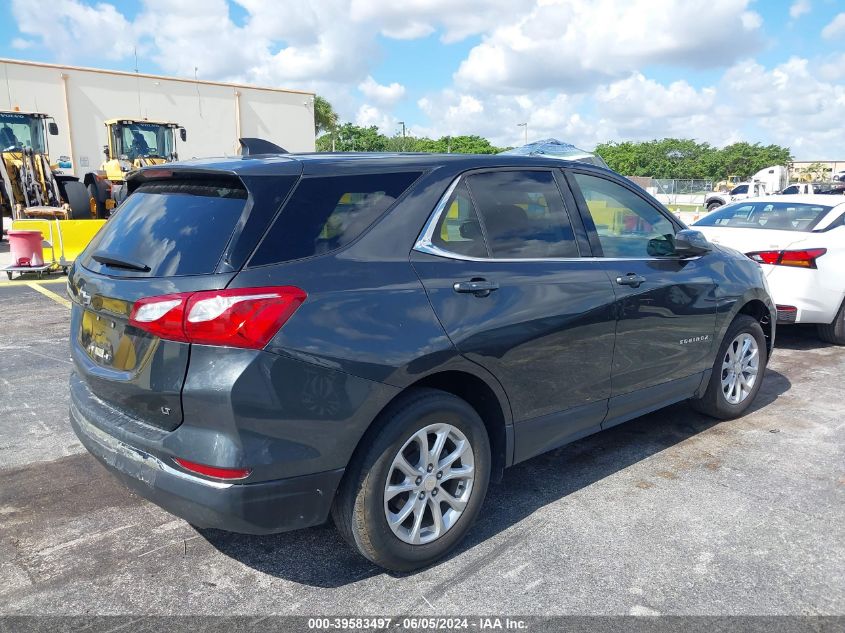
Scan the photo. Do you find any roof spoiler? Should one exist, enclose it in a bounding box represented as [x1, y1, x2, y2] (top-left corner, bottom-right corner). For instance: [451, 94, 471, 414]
[238, 137, 288, 156]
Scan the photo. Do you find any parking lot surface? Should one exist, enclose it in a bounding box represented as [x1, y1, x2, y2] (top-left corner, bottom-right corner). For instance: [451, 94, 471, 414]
[1, 280, 843, 616]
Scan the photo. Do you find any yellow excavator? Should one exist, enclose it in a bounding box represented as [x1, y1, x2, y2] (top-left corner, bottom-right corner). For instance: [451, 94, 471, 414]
[85, 118, 186, 217]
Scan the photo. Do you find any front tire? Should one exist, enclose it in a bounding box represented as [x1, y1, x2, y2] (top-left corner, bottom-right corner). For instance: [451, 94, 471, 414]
[690, 315, 767, 419]
[818, 299, 845, 345]
[332, 388, 491, 572]
[706, 201, 723, 212]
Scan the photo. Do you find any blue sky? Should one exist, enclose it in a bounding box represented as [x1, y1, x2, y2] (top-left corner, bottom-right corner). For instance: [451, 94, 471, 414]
[2, 0, 844, 158]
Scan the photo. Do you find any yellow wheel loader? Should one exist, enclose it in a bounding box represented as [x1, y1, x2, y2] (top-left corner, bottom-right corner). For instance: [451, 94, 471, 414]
[0, 110, 91, 221]
[84, 118, 186, 218]
[2, 110, 107, 271]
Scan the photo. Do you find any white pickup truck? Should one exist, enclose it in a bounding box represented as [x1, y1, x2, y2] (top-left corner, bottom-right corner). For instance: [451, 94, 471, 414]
[704, 165, 788, 210]
[704, 181, 769, 210]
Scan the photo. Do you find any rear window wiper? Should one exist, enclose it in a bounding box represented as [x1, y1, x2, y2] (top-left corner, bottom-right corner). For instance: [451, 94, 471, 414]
[92, 251, 151, 272]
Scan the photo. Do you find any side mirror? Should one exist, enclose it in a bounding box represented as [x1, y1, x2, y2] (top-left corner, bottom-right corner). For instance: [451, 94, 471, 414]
[103, 145, 110, 158]
[48, 122, 59, 136]
[674, 229, 712, 257]
[179, 128, 187, 142]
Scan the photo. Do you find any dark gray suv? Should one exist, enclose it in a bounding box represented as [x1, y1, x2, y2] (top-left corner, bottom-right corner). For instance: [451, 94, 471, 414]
[68, 154, 775, 571]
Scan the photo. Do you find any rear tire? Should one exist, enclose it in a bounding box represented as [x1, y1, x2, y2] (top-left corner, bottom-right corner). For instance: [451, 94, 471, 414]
[332, 388, 491, 572]
[690, 315, 767, 419]
[817, 299, 845, 345]
[64, 181, 91, 219]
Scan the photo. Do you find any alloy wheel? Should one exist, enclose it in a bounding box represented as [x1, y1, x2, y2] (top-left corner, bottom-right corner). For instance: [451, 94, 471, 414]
[383, 423, 475, 545]
[721, 333, 760, 405]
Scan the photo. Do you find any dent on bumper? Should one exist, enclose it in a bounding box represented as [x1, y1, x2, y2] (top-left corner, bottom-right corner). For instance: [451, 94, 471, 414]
[70, 401, 344, 535]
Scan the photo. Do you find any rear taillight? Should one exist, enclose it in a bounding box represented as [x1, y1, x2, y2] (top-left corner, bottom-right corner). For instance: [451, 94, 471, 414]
[747, 248, 827, 269]
[128, 286, 306, 349]
[173, 457, 252, 480]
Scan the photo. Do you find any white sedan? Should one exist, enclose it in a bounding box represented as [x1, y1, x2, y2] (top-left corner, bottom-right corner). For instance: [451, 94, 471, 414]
[693, 195, 845, 344]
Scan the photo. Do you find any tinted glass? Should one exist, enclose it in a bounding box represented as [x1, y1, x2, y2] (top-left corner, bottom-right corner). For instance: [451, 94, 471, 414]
[466, 170, 578, 258]
[573, 172, 676, 258]
[251, 171, 421, 265]
[730, 185, 748, 195]
[81, 178, 247, 277]
[0, 112, 46, 153]
[694, 201, 832, 231]
[431, 181, 488, 258]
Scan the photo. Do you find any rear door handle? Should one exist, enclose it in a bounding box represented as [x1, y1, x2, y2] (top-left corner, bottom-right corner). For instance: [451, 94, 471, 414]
[616, 274, 646, 288]
[453, 279, 499, 297]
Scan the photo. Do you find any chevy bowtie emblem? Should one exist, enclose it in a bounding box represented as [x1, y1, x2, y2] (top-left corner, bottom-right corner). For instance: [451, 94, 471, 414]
[79, 289, 91, 306]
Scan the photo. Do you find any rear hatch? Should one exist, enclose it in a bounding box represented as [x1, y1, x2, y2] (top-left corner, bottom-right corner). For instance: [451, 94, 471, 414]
[69, 166, 299, 431]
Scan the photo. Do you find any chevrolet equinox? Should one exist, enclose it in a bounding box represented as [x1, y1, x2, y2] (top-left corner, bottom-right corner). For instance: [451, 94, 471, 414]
[68, 154, 775, 571]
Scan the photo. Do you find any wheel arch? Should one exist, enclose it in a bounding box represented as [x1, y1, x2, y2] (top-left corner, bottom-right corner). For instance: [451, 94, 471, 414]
[407, 370, 511, 482]
[735, 297, 774, 354]
[342, 368, 513, 491]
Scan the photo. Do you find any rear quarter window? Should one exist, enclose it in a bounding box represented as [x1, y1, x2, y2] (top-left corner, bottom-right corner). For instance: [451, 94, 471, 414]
[249, 171, 421, 265]
[81, 178, 248, 277]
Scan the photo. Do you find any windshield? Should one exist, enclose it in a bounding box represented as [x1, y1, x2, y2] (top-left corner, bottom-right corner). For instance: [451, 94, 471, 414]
[113, 122, 174, 160]
[0, 113, 46, 153]
[694, 201, 833, 232]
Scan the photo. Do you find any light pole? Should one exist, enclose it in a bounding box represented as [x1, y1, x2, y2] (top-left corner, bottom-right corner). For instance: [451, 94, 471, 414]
[517, 122, 527, 145]
[398, 121, 406, 151]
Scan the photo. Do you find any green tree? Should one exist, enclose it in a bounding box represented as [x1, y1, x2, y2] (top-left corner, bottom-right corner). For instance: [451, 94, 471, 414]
[316, 123, 389, 152]
[316, 126, 510, 154]
[313, 95, 339, 136]
[595, 138, 792, 180]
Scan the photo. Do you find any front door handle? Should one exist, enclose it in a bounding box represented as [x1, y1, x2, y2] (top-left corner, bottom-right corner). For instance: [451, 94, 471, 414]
[453, 279, 499, 297]
[616, 273, 646, 288]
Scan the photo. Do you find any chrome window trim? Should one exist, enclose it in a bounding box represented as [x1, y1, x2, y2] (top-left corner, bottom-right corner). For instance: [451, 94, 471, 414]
[413, 174, 690, 264]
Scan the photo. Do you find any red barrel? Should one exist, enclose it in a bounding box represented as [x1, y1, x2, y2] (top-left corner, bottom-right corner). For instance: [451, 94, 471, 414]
[7, 229, 45, 267]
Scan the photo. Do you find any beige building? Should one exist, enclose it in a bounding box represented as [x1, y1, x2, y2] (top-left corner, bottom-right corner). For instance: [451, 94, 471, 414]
[1, 58, 315, 176]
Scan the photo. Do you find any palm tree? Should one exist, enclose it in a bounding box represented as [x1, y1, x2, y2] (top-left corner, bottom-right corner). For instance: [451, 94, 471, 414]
[314, 96, 339, 135]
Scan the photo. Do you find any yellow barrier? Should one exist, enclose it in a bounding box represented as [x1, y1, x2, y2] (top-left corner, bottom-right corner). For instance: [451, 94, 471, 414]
[10, 219, 58, 263]
[12, 219, 107, 267]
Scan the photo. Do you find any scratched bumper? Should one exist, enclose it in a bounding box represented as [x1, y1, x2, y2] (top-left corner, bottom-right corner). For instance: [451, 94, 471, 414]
[70, 397, 344, 535]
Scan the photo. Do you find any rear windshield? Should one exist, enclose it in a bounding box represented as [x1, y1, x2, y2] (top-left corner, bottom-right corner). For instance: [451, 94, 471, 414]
[694, 201, 832, 232]
[81, 178, 247, 277]
[249, 171, 421, 266]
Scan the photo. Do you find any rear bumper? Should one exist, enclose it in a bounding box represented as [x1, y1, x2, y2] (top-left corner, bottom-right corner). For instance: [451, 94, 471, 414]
[764, 266, 842, 325]
[70, 399, 343, 535]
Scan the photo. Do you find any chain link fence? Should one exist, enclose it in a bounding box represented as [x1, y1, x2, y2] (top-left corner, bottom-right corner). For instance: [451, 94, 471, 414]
[651, 179, 714, 195]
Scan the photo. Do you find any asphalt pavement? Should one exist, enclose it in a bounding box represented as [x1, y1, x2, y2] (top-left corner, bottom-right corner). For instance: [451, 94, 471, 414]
[0, 280, 842, 615]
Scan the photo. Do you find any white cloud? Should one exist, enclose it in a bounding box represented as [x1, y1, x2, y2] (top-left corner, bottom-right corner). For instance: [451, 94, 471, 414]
[454, 0, 764, 93]
[8, 0, 845, 158]
[358, 76, 406, 106]
[349, 0, 533, 43]
[720, 57, 845, 156]
[821, 12, 845, 39]
[818, 53, 845, 82]
[11, 0, 137, 61]
[789, 0, 811, 19]
[355, 104, 399, 134]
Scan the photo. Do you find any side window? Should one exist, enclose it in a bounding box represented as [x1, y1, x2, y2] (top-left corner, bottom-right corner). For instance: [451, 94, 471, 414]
[572, 172, 676, 258]
[250, 171, 421, 266]
[730, 184, 748, 195]
[466, 170, 579, 259]
[782, 185, 798, 194]
[431, 181, 488, 258]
